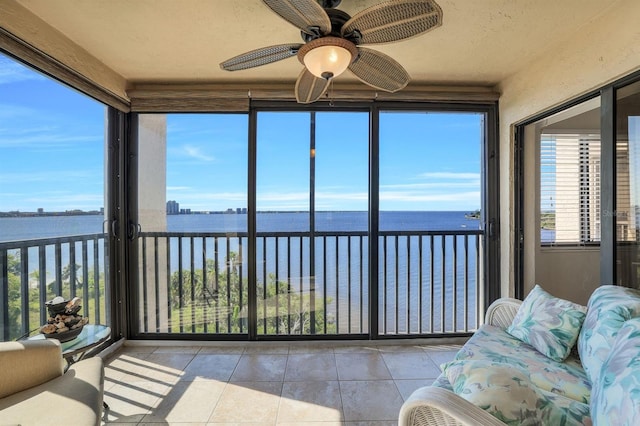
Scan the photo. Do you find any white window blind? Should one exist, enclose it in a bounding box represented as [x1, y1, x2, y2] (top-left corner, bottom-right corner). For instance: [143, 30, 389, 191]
[540, 133, 601, 245]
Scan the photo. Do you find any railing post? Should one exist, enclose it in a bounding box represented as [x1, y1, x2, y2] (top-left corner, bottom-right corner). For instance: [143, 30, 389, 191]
[0, 249, 9, 341]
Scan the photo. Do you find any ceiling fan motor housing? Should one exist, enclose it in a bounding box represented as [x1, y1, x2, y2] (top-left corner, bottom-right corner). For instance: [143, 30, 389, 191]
[301, 7, 355, 42]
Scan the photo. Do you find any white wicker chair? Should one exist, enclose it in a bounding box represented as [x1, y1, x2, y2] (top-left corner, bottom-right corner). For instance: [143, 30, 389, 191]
[398, 297, 523, 426]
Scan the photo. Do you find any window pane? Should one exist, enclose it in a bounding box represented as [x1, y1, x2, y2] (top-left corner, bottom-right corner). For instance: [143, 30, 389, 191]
[137, 113, 249, 335]
[0, 53, 108, 340]
[256, 112, 310, 231]
[536, 98, 601, 245]
[315, 112, 368, 231]
[378, 111, 484, 335]
[616, 80, 640, 287]
[256, 112, 311, 335]
[315, 111, 369, 334]
[540, 133, 601, 244]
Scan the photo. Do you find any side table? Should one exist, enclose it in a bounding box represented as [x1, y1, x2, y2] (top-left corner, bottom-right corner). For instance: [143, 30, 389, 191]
[29, 324, 111, 366]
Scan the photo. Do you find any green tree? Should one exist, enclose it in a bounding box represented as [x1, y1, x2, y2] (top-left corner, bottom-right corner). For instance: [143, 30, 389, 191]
[164, 251, 334, 335]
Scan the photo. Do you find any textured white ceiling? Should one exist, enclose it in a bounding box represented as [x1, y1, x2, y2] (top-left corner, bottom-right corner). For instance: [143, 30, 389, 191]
[16, 0, 620, 87]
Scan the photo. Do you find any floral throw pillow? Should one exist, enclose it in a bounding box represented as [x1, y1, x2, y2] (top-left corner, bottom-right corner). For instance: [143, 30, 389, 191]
[591, 318, 640, 426]
[506, 285, 587, 362]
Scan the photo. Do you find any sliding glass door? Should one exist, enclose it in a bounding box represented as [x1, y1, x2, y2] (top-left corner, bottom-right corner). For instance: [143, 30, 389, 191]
[378, 111, 485, 335]
[616, 81, 640, 288]
[255, 111, 369, 336]
[131, 103, 498, 339]
[136, 113, 249, 335]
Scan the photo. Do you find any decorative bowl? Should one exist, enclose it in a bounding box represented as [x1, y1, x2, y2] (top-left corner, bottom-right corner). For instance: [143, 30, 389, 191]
[42, 324, 84, 343]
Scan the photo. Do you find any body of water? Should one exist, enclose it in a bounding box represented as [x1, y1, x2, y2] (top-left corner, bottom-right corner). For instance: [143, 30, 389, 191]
[1, 212, 484, 334]
[0, 211, 481, 242]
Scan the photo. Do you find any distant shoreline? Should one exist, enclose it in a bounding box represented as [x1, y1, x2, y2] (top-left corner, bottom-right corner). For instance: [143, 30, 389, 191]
[0, 211, 103, 218]
[0, 209, 479, 219]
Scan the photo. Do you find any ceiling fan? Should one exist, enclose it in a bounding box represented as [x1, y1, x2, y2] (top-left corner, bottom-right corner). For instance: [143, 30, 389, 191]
[220, 0, 443, 104]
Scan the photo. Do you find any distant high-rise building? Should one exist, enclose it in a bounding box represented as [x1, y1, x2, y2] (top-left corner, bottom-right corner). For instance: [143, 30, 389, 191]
[242, 208, 247, 214]
[37, 208, 44, 214]
[167, 200, 179, 215]
[236, 208, 241, 214]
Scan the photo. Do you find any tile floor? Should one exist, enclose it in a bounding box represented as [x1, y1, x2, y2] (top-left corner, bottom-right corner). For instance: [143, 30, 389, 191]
[102, 342, 461, 426]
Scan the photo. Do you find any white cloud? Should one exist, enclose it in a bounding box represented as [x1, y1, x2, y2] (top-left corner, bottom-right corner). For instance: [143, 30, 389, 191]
[166, 186, 192, 192]
[381, 181, 479, 190]
[380, 191, 480, 202]
[183, 145, 215, 162]
[0, 56, 46, 85]
[0, 125, 102, 148]
[0, 170, 98, 184]
[418, 172, 481, 180]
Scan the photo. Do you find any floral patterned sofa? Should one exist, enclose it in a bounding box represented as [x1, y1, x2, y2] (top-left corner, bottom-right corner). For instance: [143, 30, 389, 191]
[399, 285, 640, 426]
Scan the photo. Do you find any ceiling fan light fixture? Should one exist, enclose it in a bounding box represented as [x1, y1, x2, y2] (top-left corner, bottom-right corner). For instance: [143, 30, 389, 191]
[298, 37, 357, 80]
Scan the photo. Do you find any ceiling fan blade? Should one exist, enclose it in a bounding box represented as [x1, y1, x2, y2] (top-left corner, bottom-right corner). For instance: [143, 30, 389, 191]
[295, 68, 330, 104]
[262, 0, 331, 36]
[341, 0, 442, 45]
[220, 44, 303, 71]
[348, 48, 410, 92]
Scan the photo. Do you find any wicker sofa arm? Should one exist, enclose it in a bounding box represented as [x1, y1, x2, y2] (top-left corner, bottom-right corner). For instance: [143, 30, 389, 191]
[399, 386, 506, 426]
[0, 340, 64, 398]
[484, 298, 522, 330]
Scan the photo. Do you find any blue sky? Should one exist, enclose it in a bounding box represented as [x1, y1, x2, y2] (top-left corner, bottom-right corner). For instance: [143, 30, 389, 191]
[1, 53, 481, 213]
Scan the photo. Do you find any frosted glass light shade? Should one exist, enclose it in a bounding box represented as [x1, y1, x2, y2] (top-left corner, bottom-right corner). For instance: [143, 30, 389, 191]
[303, 45, 352, 80]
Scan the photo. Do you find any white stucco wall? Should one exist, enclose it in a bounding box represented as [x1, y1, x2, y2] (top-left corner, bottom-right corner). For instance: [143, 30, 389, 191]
[497, 0, 640, 297]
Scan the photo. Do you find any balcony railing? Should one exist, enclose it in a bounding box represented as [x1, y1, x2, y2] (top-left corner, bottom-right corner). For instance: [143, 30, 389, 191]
[136, 229, 483, 338]
[0, 229, 483, 341]
[0, 234, 109, 341]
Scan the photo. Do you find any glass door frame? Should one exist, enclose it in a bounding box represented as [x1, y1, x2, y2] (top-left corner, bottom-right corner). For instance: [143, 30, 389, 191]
[513, 69, 640, 294]
[125, 100, 500, 341]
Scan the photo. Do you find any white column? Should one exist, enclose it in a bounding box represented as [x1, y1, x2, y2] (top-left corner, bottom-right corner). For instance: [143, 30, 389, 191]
[138, 114, 169, 332]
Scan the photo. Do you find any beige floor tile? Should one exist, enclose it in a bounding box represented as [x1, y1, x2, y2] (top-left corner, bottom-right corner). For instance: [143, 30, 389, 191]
[139, 422, 207, 425]
[229, 354, 287, 381]
[381, 352, 441, 379]
[104, 381, 171, 423]
[339, 380, 404, 421]
[424, 350, 458, 368]
[420, 344, 463, 352]
[198, 346, 246, 355]
[153, 346, 203, 354]
[103, 418, 145, 424]
[243, 345, 289, 354]
[121, 345, 159, 353]
[333, 345, 379, 354]
[288, 344, 335, 354]
[335, 353, 391, 381]
[105, 352, 153, 383]
[208, 381, 282, 423]
[375, 344, 424, 353]
[131, 353, 196, 383]
[106, 342, 461, 425]
[284, 353, 337, 381]
[180, 354, 241, 381]
[278, 381, 343, 422]
[142, 380, 226, 423]
[394, 379, 435, 401]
